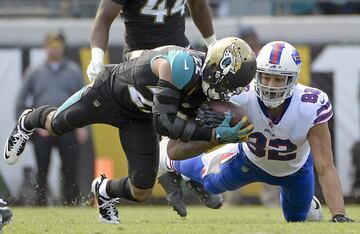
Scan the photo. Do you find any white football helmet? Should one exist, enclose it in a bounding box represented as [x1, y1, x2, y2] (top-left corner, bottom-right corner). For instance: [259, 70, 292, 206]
[202, 37, 256, 101]
[254, 41, 301, 108]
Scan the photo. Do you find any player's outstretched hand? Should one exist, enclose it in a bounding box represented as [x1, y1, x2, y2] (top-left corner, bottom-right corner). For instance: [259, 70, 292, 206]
[215, 113, 254, 143]
[330, 214, 354, 222]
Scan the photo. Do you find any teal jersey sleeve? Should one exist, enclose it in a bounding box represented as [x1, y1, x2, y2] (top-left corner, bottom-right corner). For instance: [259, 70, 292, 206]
[152, 50, 195, 90]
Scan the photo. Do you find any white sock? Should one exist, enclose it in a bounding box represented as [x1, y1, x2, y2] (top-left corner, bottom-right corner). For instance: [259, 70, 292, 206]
[19, 116, 33, 133]
[98, 178, 110, 199]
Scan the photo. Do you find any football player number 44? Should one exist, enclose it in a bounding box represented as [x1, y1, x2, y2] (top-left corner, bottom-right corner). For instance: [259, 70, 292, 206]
[141, 0, 186, 23]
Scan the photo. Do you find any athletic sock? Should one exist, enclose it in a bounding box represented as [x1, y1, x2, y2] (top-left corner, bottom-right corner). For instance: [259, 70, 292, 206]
[107, 177, 139, 202]
[98, 178, 111, 199]
[23, 105, 56, 130]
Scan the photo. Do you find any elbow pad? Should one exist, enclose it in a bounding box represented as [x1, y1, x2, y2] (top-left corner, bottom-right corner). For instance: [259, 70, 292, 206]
[153, 79, 199, 142]
[153, 114, 201, 142]
[153, 114, 212, 142]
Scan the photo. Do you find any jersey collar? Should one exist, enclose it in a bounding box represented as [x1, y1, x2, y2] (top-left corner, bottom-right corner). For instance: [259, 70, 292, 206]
[257, 96, 292, 125]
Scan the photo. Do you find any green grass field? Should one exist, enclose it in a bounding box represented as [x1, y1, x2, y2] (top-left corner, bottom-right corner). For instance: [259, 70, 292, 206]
[3, 205, 360, 234]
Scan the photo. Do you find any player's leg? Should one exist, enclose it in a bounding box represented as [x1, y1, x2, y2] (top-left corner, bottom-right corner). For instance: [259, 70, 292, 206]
[32, 134, 53, 206]
[157, 138, 187, 217]
[117, 119, 158, 201]
[4, 84, 88, 164]
[162, 143, 256, 194]
[4, 79, 114, 164]
[201, 144, 259, 194]
[158, 138, 224, 214]
[279, 157, 316, 222]
[91, 119, 158, 223]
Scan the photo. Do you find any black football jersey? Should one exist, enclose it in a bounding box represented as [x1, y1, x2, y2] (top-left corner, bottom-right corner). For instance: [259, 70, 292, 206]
[109, 46, 206, 119]
[112, 0, 189, 51]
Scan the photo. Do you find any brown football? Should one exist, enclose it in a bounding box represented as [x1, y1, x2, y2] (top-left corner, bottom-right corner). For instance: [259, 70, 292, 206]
[208, 100, 252, 127]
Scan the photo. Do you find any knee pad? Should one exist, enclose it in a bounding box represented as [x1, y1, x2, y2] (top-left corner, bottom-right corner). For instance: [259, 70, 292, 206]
[131, 168, 157, 189]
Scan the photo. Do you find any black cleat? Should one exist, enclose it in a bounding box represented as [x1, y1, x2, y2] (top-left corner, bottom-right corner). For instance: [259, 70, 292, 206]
[4, 109, 34, 165]
[158, 171, 187, 217]
[91, 174, 120, 224]
[185, 180, 223, 209]
[0, 199, 13, 230]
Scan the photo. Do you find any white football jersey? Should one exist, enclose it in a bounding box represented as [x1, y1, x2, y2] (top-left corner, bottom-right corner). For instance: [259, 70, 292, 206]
[230, 82, 333, 176]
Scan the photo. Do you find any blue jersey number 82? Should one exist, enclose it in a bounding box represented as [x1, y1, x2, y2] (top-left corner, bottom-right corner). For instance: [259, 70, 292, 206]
[246, 132, 297, 161]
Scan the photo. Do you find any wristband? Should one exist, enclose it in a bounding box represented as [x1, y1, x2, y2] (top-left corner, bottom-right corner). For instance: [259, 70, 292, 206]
[91, 47, 104, 62]
[203, 34, 217, 47]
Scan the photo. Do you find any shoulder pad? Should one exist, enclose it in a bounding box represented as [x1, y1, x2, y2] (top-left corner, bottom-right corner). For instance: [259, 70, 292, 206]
[297, 85, 333, 124]
[167, 50, 196, 89]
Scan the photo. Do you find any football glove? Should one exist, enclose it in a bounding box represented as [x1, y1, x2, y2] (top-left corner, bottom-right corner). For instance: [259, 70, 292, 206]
[86, 47, 105, 82]
[195, 104, 225, 128]
[214, 113, 253, 144]
[330, 214, 354, 222]
[203, 34, 217, 48]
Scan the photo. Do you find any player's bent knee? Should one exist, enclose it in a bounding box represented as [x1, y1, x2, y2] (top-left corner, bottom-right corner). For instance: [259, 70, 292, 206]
[131, 168, 157, 190]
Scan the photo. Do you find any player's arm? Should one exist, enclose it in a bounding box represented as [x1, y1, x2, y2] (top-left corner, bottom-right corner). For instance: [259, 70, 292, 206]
[151, 55, 216, 143]
[187, 0, 216, 47]
[90, 0, 122, 51]
[308, 122, 349, 220]
[167, 139, 219, 160]
[87, 0, 122, 81]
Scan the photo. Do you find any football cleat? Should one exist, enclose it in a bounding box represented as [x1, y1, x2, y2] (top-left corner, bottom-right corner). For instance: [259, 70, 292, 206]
[4, 109, 34, 165]
[158, 171, 187, 217]
[0, 199, 13, 230]
[91, 174, 120, 224]
[306, 196, 324, 221]
[185, 180, 223, 209]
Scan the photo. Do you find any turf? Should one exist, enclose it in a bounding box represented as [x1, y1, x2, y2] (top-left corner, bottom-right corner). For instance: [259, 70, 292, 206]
[3, 205, 360, 234]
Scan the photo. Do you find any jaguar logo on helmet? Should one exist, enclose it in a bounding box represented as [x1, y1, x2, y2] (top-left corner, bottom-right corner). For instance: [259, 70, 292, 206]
[219, 43, 242, 76]
[202, 37, 256, 101]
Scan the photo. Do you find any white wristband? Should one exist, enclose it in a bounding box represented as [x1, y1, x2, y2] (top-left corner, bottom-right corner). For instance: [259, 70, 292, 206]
[91, 47, 104, 63]
[203, 34, 217, 47]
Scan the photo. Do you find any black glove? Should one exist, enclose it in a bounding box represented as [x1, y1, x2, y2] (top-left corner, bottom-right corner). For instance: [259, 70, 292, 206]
[330, 214, 354, 222]
[195, 103, 225, 128]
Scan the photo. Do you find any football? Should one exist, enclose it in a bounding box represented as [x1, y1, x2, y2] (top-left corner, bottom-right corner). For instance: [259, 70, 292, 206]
[208, 100, 251, 127]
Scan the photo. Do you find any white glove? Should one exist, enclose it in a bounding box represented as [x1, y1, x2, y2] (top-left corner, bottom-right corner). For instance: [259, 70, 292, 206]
[86, 47, 105, 82]
[203, 34, 217, 48]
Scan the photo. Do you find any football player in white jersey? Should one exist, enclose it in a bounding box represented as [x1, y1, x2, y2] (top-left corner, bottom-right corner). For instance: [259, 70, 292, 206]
[158, 41, 353, 222]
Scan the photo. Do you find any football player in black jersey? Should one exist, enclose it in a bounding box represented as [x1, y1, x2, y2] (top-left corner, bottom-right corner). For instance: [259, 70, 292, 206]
[86, 0, 216, 81]
[86, 0, 219, 217]
[4, 37, 256, 223]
